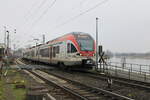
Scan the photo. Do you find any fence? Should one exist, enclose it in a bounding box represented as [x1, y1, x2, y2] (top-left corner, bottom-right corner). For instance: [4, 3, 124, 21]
[97, 62, 150, 82]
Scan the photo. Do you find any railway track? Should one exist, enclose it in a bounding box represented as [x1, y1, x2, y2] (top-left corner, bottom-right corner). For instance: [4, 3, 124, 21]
[16, 59, 85, 100]
[21, 58, 150, 99]
[75, 71, 150, 91]
[16, 58, 133, 100]
[44, 70, 150, 100]
[21, 58, 150, 89]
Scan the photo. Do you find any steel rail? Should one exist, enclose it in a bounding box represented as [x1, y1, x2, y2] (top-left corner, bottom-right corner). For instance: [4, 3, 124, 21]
[86, 71, 150, 91]
[43, 70, 134, 100]
[29, 70, 89, 100]
[17, 59, 134, 100]
[16, 59, 88, 100]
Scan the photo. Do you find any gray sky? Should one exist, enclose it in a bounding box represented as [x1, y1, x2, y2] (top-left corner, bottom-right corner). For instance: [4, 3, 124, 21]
[0, 0, 150, 53]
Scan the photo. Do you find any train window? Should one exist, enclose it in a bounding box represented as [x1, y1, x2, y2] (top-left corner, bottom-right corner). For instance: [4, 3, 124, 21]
[40, 48, 49, 57]
[67, 43, 77, 53]
[71, 44, 77, 53]
[56, 46, 59, 54]
[55, 46, 58, 54]
[36, 49, 38, 56]
[50, 47, 52, 58]
[53, 47, 54, 57]
[54, 46, 59, 55]
[31, 51, 34, 57]
[53, 47, 56, 57]
[26, 52, 29, 57]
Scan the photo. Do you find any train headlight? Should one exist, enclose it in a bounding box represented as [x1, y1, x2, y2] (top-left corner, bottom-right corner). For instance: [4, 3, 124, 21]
[86, 59, 93, 64]
[76, 53, 82, 56]
[87, 60, 91, 64]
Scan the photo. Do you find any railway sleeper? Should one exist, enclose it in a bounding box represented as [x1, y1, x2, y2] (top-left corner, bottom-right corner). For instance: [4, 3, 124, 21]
[31, 69, 134, 100]
[82, 94, 97, 97]
[88, 90, 99, 93]
[78, 91, 92, 95]
[54, 92, 65, 95]
[87, 96, 102, 100]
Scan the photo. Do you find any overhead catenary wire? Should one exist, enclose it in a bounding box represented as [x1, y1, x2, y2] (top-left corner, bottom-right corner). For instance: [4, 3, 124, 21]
[24, 0, 42, 20]
[19, 0, 48, 30]
[70, 0, 89, 11]
[27, 0, 48, 20]
[79, 0, 89, 5]
[53, 0, 109, 29]
[20, 0, 57, 34]
[18, 0, 108, 49]
[17, 0, 54, 44]
[29, 0, 57, 29]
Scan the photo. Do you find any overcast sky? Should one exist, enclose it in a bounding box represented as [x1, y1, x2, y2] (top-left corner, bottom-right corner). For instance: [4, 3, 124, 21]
[0, 0, 150, 53]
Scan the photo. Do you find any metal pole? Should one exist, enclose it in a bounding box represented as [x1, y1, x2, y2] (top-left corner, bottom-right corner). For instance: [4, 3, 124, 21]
[7, 31, 9, 53]
[4, 30, 9, 76]
[4, 26, 6, 46]
[43, 34, 45, 44]
[96, 17, 99, 71]
[3, 26, 7, 53]
[140, 65, 141, 74]
[130, 64, 132, 73]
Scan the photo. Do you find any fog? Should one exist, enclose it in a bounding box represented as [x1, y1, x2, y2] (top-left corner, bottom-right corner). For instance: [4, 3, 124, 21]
[0, 0, 150, 53]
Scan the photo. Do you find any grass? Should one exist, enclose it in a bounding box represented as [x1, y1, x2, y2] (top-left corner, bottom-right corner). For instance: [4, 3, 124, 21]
[13, 85, 26, 100]
[0, 69, 28, 100]
[0, 80, 4, 100]
[10, 70, 27, 100]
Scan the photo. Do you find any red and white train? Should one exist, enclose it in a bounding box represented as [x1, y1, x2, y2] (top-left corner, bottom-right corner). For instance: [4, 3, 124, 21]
[23, 32, 96, 70]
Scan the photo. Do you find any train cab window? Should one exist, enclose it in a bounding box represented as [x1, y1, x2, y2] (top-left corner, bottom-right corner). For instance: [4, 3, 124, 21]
[71, 44, 77, 53]
[67, 43, 77, 53]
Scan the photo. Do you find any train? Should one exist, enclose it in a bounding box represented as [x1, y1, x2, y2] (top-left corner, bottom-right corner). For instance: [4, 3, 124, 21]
[23, 32, 96, 70]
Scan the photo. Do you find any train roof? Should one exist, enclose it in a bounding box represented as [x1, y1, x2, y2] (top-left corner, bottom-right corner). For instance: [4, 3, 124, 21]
[71, 32, 89, 35]
[46, 32, 91, 44]
[26, 32, 92, 50]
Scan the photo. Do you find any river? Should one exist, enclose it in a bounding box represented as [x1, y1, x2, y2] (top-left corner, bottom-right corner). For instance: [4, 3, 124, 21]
[108, 57, 150, 73]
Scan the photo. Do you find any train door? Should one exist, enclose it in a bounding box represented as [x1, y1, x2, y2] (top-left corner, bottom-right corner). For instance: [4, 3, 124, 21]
[49, 46, 53, 63]
[67, 42, 77, 57]
[62, 41, 67, 58]
[37, 47, 40, 61]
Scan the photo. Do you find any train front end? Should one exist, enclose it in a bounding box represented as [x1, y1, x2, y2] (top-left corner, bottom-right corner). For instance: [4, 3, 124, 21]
[74, 33, 96, 69]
